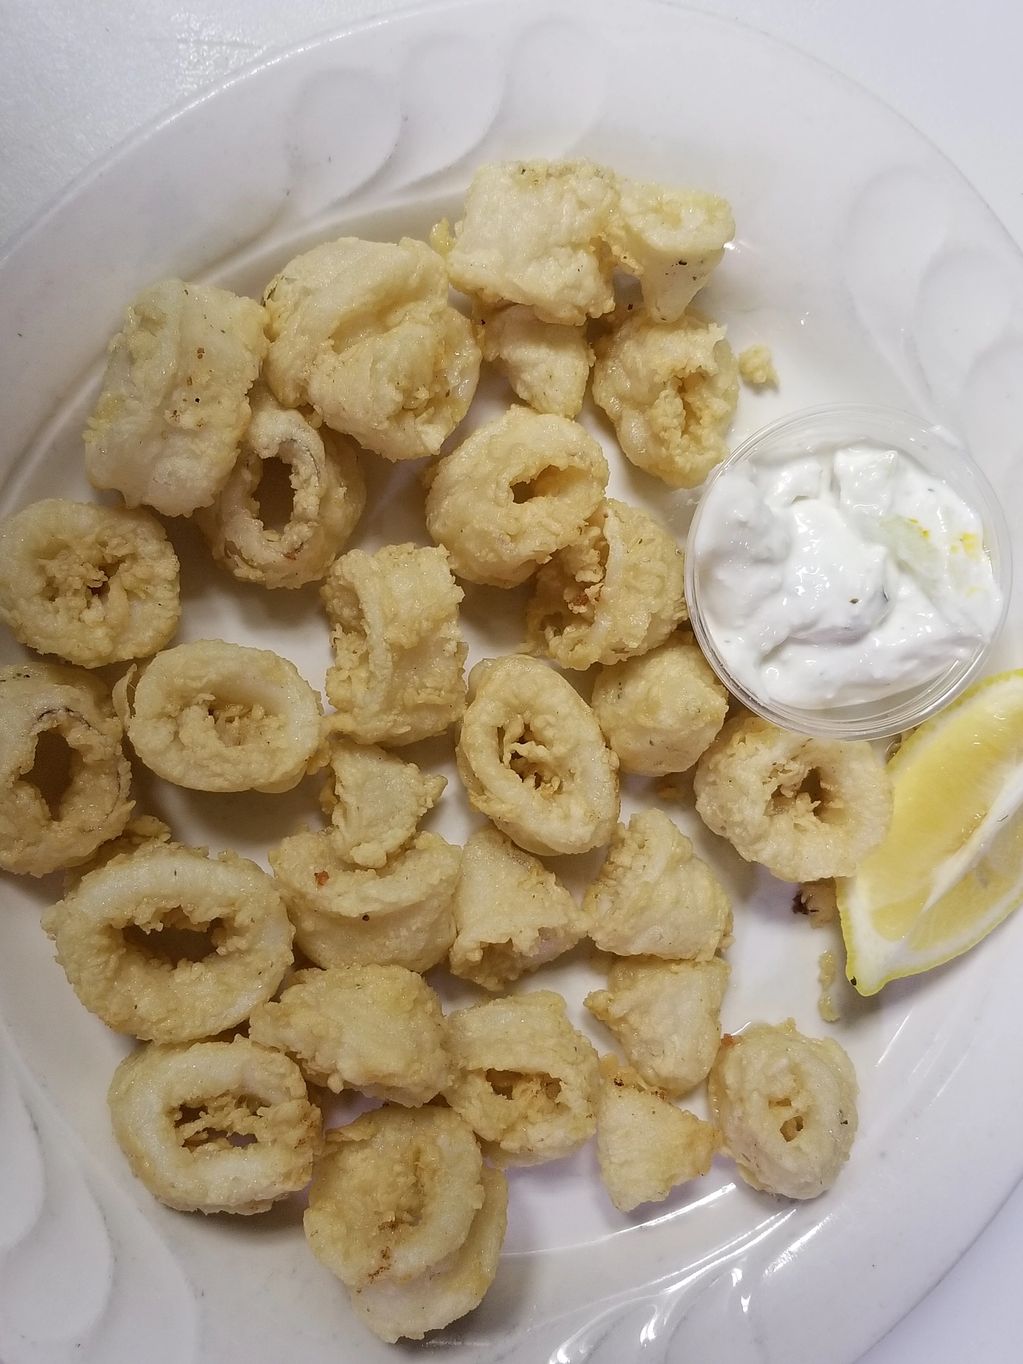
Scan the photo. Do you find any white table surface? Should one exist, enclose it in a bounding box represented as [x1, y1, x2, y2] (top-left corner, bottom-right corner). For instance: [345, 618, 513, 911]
[3, 1, 1022, 1359]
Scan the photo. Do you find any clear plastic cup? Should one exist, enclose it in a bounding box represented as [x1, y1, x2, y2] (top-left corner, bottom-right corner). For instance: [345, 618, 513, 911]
[684, 405, 1013, 740]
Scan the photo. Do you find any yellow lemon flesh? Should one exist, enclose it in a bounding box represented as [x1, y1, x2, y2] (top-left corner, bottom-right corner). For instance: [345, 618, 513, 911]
[838, 669, 1023, 996]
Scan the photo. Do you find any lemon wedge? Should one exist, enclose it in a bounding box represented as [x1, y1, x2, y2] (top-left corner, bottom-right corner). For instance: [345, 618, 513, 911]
[838, 669, 1023, 995]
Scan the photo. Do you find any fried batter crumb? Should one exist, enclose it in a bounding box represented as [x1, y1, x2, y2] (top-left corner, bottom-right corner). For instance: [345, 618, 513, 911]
[818, 950, 841, 1023]
[797, 880, 838, 928]
[738, 343, 778, 389]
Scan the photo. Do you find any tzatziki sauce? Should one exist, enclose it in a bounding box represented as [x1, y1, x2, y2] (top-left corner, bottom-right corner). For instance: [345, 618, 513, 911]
[691, 442, 1003, 709]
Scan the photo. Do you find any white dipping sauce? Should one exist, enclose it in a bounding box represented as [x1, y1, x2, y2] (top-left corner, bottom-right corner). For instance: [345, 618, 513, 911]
[692, 442, 1003, 708]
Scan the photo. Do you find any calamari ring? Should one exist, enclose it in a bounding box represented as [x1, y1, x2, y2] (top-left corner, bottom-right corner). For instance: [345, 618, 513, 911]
[448, 826, 585, 991]
[349, 1166, 508, 1343]
[0, 499, 180, 667]
[474, 303, 592, 418]
[263, 236, 480, 461]
[590, 632, 728, 775]
[525, 498, 686, 670]
[591, 307, 738, 489]
[708, 1021, 858, 1199]
[455, 655, 619, 856]
[425, 406, 608, 588]
[443, 990, 600, 1165]
[115, 639, 323, 793]
[432, 159, 619, 325]
[0, 662, 132, 877]
[585, 957, 729, 1097]
[108, 1037, 321, 1213]
[595, 1055, 720, 1213]
[605, 182, 735, 323]
[63, 814, 173, 893]
[84, 278, 268, 516]
[693, 714, 892, 882]
[269, 830, 460, 973]
[321, 543, 466, 746]
[304, 1106, 484, 1289]
[583, 809, 732, 960]
[43, 842, 294, 1041]
[248, 965, 451, 1105]
[198, 389, 365, 589]
[318, 737, 446, 869]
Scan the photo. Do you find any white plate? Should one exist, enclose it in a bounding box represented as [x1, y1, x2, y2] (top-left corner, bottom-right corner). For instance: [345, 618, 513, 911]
[2, 2, 1022, 1361]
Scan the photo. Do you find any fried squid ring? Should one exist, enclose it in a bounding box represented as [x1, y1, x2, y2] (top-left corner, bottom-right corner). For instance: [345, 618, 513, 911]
[321, 544, 466, 746]
[319, 738, 445, 869]
[115, 639, 323, 793]
[63, 814, 173, 892]
[693, 714, 893, 882]
[474, 304, 593, 418]
[269, 831, 460, 972]
[585, 958, 730, 1097]
[449, 827, 585, 991]
[708, 1021, 859, 1199]
[425, 406, 608, 587]
[0, 663, 132, 876]
[43, 843, 294, 1041]
[443, 990, 599, 1165]
[591, 632, 728, 775]
[432, 159, 619, 325]
[349, 1166, 507, 1343]
[304, 1106, 484, 1289]
[525, 499, 686, 669]
[591, 308, 738, 489]
[455, 655, 619, 856]
[606, 181, 735, 323]
[107, 1037, 321, 1213]
[263, 236, 480, 461]
[0, 499, 180, 667]
[248, 965, 451, 1105]
[584, 810, 732, 960]
[85, 278, 267, 516]
[198, 389, 365, 589]
[596, 1055, 720, 1212]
